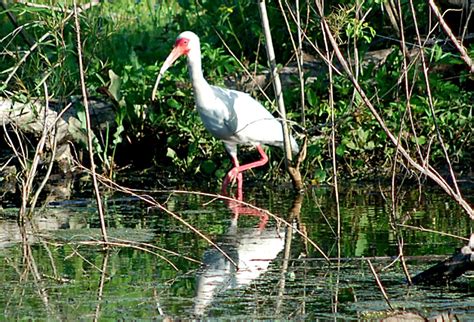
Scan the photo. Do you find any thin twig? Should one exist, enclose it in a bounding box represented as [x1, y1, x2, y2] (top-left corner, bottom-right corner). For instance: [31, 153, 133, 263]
[83, 166, 330, 262]
[73, 1, 108, 242]
[214, 31, 273, 105]
[428, 0, 474, 73]
[367, 259, 394, 310]
[258, 0, 303, 191]
[397, 224, 468, 241]
[315, 11, 473, 217]
[412, 0, 462, 197]
[171, 189, 330, 262]
[106, 236, 200, 264]
[79, 168, 239, 268]
[29, 82, 58, 214]
[389, 2, 412, 282]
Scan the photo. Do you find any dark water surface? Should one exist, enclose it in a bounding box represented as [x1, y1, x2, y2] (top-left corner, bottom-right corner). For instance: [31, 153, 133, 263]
[1, 175, 473, 320]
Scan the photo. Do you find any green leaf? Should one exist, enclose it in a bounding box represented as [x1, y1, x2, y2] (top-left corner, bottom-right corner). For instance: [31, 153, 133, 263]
[113, 125, 124, 145]
[336, 144, 346, 157]
[306, 88, 317, 107]
[313, 169, 327, 184]
[346, 140, 357, 150]
[166, 148, 177, 159]
[108, 69, 122, 101]
[412, 135, 427, 145]
[167, 98, 181, 109]
[366, 141, 375, 150]
[201, 160, 216, 174]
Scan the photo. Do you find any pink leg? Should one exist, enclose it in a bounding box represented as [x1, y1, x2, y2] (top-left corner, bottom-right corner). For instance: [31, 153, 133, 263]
[221, 156, 243, 194]
[221, 145, 269, 193]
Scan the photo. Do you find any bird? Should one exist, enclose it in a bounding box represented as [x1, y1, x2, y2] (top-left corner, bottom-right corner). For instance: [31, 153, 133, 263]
[152, 31, 299, 192]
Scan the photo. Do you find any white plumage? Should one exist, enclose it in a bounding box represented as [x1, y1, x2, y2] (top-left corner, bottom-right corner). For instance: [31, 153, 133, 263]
[152, 31, 298, 190]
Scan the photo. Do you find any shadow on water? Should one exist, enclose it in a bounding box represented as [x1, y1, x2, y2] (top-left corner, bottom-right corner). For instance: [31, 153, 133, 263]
[0, 174, 474, 319]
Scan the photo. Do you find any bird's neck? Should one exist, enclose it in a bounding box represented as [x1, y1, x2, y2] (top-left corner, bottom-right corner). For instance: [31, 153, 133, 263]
[186, 51, 207, 87]
[186, 51, 214, 108]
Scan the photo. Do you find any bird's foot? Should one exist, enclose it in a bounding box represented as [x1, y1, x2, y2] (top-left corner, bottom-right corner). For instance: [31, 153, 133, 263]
[221, 168, 243, 195]
[228, 168, 241, 184]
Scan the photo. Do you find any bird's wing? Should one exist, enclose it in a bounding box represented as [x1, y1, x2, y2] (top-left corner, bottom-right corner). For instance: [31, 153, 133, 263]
[209, 85, 299, 153]
[215, 87, 287, 146]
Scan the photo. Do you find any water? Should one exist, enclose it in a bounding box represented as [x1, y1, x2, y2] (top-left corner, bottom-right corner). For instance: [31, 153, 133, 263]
[0, 175, 473, 319]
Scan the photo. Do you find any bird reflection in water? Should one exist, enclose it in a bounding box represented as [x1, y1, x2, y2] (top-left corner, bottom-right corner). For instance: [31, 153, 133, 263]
[152, 31, 293, 315]
[193, 188, 285, 316]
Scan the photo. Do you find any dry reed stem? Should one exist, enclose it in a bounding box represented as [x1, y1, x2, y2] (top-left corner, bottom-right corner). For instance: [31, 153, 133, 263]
[170, 189, 330, 262]
[82, 168, 240, 268]
[258, 0, 303, 191]
[28, 82, 58, 214]
[389, 8, 413, 282]
[17, 82, 55, 218]
[367, 259, 394, 310]
[397, 224, 468, 241]
[80, 161, 330, 262]
[73, 1, 107, 243]
[321, 20, 344, 314]
[428, 0, 474, 73]
[320, 17, 473, 217]
[278, 0, 309, 175]
[410, 0, 463, 198]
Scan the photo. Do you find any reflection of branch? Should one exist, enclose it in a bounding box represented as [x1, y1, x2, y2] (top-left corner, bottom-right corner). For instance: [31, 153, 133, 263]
[94, 249, 109, 322]
[19, 221, 56, 318]
[276, 193, 304, 314]
[276, 217, 292, 315]
[73, 239, 194, 271]
[78, 166, 237, 268]
[173, 189, 330, 262]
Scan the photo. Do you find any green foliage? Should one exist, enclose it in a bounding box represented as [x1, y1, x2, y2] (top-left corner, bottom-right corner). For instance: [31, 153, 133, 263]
[0, 0, 472, 183]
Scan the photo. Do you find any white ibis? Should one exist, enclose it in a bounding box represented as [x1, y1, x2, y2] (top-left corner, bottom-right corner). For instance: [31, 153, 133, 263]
[152, 31, 298, 192]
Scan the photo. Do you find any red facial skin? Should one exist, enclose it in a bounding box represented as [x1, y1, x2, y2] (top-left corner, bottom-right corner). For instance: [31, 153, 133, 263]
[174, 37, 190, 56]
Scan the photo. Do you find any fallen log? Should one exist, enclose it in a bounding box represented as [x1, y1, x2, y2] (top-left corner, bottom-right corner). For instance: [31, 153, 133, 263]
[0, 96, 115, 171]
[412, 234, 474, 285]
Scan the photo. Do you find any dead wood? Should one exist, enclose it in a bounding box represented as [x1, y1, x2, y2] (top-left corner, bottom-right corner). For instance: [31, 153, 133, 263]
[0, 96, 115, 171]
[412, 234, 474, 284]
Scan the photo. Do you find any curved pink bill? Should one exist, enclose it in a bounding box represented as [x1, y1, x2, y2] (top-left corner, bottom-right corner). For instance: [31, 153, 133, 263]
[151, 45, 186, 101]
